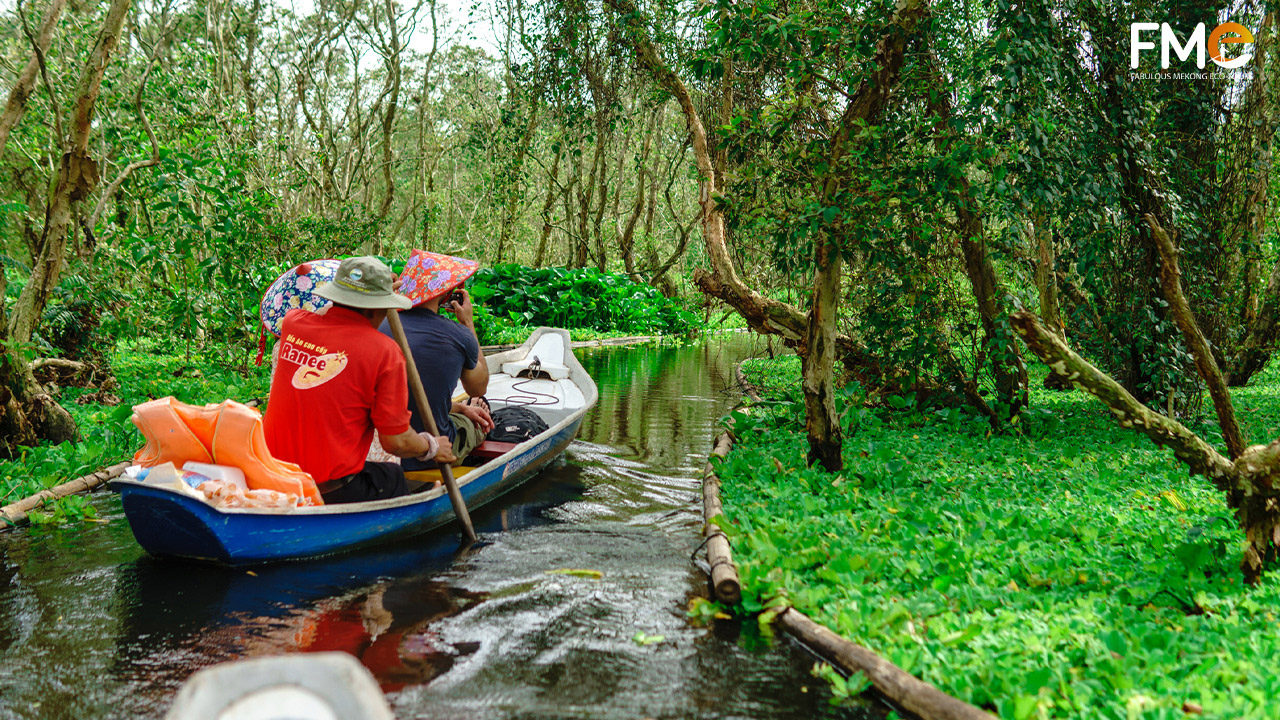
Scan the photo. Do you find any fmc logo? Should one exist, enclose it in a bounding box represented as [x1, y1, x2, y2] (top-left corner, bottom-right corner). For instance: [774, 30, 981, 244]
[1130, 22, 1254, 69]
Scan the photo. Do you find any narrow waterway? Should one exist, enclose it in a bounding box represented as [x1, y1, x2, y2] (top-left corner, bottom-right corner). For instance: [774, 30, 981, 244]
[0, 335, 872, 719]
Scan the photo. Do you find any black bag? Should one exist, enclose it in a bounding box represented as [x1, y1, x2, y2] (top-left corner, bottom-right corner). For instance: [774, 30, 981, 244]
[488, 406, 549, 443]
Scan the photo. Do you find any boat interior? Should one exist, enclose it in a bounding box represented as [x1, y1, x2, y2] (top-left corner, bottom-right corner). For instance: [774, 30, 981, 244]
[461, 332, 589, 430]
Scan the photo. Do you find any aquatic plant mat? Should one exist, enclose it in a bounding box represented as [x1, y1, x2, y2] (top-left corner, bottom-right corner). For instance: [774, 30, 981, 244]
[704, 417, 990, 719]
[717, 356, 1280, 719]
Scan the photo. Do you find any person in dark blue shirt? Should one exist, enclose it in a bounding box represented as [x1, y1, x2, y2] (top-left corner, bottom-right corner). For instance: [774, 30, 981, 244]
[380, 251, 494, 480]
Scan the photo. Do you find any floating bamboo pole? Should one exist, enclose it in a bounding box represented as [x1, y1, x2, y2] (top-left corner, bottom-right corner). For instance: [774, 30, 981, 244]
[776, 608, 997, 720]
[702, 430, 741, 604]
[734, 362, 762, 402]
[0, 461, 130, 527]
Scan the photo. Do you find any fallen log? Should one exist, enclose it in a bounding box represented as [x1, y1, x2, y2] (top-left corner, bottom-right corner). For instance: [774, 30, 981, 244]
[0, 461, 129, 527]
[775, 608, 997, 720]
[30, 357, 89, 372]
[702, 430, 741, 604]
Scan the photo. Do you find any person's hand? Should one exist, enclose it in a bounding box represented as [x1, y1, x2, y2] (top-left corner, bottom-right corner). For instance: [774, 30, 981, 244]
[415, 432, 456, 463]
[458, 401, 494, 434]
[446, 288, 475, 328]
[433, 435, 457, 464]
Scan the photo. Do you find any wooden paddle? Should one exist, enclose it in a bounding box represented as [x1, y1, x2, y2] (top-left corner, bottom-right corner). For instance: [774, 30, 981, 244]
[385, 310, 478, 544]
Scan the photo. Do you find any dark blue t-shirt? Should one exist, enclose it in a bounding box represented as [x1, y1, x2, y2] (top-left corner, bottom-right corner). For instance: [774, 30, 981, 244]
[379, 307, 478, 471]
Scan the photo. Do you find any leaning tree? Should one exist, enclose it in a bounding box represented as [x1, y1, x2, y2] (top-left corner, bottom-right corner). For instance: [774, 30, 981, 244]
[1015, 213, 1280, 584]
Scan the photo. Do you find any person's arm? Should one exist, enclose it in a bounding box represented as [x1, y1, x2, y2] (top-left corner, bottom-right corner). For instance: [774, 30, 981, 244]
[379, 429, 456, 463]
[460, 346, 488, 397]
[447, 289, 489, 397]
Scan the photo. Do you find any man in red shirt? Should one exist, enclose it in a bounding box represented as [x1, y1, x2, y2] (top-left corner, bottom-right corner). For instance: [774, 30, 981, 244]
[264, 256, 454, 504]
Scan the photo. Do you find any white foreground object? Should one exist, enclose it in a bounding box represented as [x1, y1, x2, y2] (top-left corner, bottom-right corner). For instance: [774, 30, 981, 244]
[142, 462, 205, 500]
[501, 332, 571, 379]
[163, 653, 394, 720]
[182, 461, 249, 491]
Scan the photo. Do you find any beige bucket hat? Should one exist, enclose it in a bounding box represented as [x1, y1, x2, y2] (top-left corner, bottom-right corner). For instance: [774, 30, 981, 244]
[313, 256, 413, 310]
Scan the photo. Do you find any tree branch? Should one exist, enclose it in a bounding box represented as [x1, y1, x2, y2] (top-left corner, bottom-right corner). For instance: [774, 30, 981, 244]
[1145, 214, 1246, 458]
[18, 0, 65, 148]
[0, 0, 67, 155]
[1010, 310, 1236, 484]
[91, 53, 162, 228]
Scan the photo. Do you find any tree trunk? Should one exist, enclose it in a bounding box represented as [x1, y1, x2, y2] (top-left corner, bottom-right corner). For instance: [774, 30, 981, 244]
[619, 107, 656, 280]
[804, 237, 842, 470]
[591, 133, 611, 271]
[496, 104, 541, 263]
[1227, 254, 1280, 386]
[0, 0, 67, 155]
[240, 0, 262, 147]
[926, 47, 1027, 417]
[375, 0, 402, 228]
[641, 107, 663, 258]
[1033, 218, 1070, 390]
[0, 260, 78, 454]
[10, 0, 132, 346]
[1145, 215, 1246, 458]
[958, 227, 1027, 415]
[611, 0, 927, 346]
[1215, 10, 1277, 380]
[1033, 218, 1062, 335]
[648, 175, 693, 293]
[414, 0, 440, 249]
[610, 0, 928, 469]
[535, 142, 564, 267]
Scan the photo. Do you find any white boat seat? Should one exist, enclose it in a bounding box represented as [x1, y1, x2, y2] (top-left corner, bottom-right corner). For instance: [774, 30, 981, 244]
[502, 333, 570, 380]
[483, 373, 586, 427]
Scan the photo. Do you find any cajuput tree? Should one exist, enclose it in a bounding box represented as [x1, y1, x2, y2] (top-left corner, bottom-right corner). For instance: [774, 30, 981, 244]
[609, 0, 932, 470]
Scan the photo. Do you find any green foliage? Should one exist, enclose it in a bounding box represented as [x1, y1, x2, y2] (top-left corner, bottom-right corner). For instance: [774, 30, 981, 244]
[686, 596, 733, 626]
[26, 493, 98, 526]
[469, 264, 698, 342]
[0, 341, 272, 516]
[719, 356, 1280, 718]
[83, 143, 384, 368]
[811, 663, 871, 707]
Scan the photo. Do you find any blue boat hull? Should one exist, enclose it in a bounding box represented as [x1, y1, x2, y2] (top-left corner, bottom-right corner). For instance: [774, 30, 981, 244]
[116, 419, 581, 565]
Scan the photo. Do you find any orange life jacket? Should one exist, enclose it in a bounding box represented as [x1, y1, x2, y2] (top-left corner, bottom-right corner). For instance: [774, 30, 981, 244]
[132, 397, 323, 505]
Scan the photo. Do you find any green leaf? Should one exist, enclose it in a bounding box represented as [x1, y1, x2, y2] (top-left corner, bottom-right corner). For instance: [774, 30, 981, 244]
[632, 632, 665, 646]
[544, 568, 603, 579]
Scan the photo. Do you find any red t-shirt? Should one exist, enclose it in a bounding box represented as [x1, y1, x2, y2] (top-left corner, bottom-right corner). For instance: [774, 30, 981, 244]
[264, 307, 411, 482]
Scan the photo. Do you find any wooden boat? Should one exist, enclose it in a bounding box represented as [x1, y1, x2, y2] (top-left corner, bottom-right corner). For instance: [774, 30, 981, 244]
[112, 328, 597, 565]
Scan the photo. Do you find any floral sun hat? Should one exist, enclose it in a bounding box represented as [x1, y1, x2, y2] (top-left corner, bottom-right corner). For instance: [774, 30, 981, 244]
[260, 259, 341, 337]
[398, 250, 480, 306]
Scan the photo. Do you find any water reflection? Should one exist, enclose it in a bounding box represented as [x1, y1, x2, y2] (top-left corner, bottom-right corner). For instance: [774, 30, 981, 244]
[108, 468, 588, 697]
